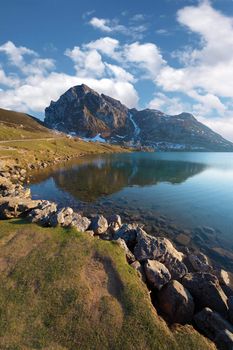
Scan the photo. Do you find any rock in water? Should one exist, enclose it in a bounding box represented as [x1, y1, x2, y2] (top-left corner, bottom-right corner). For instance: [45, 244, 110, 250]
[158, 280, 194, 324]
[182, 272, 228, 317]
[144, 260, 171, 290]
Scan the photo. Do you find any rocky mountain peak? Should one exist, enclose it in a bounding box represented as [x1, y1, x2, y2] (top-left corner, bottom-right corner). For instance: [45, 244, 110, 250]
[44, 84, 233, 151]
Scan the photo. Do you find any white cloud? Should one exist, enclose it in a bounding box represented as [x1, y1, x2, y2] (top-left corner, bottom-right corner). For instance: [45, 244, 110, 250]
[89, 16, 147, 39]
[0, 41, 37, 67]
[148, 92, 189, 115]
[105, 63, 135, 82]
[65, 47, 105, 77]
[124, 42, 165, 78]
[85, 37, 120, 59]
[89, 17, 112, 32]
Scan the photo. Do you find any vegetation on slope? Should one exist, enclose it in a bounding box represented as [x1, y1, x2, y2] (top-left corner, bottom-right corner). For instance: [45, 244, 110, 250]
[0, 219, 215, 350]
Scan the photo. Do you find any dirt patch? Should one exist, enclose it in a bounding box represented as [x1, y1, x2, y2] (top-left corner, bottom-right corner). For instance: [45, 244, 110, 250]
[81, 254, 124, 329]
[0, 228, 48, 274]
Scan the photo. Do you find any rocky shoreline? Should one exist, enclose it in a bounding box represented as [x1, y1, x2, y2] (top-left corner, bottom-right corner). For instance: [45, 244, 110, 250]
[1, 164, 233, 349]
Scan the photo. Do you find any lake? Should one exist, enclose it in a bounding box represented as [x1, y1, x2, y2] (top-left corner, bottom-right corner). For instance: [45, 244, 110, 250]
[29, 152, 233, 272]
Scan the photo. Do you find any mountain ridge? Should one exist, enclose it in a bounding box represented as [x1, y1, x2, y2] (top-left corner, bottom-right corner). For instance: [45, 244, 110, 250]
[43, 84, 233, 151]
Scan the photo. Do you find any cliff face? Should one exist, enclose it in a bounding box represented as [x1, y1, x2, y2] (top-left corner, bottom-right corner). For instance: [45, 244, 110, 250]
[44, 84, 233, 151]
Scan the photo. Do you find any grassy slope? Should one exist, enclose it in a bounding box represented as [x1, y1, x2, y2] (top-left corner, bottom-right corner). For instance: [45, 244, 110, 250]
[0, 219, 215, 350]
[0, 108, 129, 168]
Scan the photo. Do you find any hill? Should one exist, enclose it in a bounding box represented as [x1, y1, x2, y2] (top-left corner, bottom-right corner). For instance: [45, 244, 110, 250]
[44, 84, 233, 152]
[0, 219, 215, 350]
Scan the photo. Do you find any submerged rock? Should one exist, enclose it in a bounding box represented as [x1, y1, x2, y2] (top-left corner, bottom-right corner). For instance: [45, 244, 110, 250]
[182, 272, 228, 317]
[158, 280, 194, 324]
[144, 260, 171, 290]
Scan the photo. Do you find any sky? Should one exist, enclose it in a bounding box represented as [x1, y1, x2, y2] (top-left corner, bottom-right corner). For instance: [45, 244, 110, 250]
[1, 0, 233, 140]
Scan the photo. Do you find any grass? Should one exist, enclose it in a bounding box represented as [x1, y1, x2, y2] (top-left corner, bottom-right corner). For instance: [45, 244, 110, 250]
[0, 219, 215, 350]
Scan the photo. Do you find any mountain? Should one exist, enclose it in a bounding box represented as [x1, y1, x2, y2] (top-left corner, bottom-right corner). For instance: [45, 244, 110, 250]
[44, 84, 233, 151]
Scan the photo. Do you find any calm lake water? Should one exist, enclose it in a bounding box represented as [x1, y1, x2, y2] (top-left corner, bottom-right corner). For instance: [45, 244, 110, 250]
[29, 152, 233, 271]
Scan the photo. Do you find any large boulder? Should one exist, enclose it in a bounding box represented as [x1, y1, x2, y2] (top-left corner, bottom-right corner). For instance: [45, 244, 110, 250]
[70, 213, 91, 232]
[28, 200, 57, 226]
[134, 229, 187, 279]
[49, 207, 73, 227]
[0, 197, 42, 219]
[215, 330, 233, 350]
[194, 307, 233, 346]
[187, 252, 212, 273]
[158, 280, 194, 324]
[114, 223, 139, 246]
[227, 296, 233, 324]
[182, 272, 228, 317]
[144, 260, 171, 290]
[90, 215, 108, 234]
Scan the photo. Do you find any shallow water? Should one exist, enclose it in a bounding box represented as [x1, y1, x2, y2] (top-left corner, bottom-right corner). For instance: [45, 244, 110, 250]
[29, 152, 233, 271]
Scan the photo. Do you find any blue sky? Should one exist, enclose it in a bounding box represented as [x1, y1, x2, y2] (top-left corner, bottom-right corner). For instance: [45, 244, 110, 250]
[1, 0, 233, 140]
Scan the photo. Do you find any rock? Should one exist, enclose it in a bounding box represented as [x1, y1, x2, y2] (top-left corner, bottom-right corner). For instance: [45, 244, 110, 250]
[215, 330, 233, 350]
[144, 260, 171, 290]
[115, 238, 136, 263]
[182, 273, 228, 317]
[114, 223, 139, 246]
[158, 280, 194, 324]
[56, 207, 73, 226]
[108, 214, 122, 232]
[194, 307, 233, 344]
[70, 213, 91, 232]
[0, 197, 42, 219]
[134, 228, 187, 279]
[214, 269, 230, 286]
[130, 261, 146, 282]
[90, 215, 108, 234]
[28, 201, 57, 226]
[227, 296, 233, 324]
[187, 252, 212, 273]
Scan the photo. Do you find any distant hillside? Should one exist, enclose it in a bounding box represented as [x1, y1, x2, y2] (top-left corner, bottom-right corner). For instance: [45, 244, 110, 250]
[44, 84, 233, 152]
[0, 108, 53, 141]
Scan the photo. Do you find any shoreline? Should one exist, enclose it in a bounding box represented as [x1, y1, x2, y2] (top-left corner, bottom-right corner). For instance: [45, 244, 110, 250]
[1, 155, 233, 349]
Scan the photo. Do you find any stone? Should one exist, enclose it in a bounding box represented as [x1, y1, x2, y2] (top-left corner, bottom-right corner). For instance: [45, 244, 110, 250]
[130, 261, 146, 282]
[188, 252, 212, 273]
[114, 223, 139, 246]
[0, 197, 42, 219]
[90, 215, 108, 234]
[158, 280, 194, 324]
[108, 214, 122, 232]
[227, 296, 233, 324]
[28, 200, 57, 226]
[70, 213, 91, 232]
[85, 230, 95, 237]
[182, 273, 228, 317]
[215, 330, 233, 350]
[134, 228, 187, 279]
[144, 260, 171, 290]
[194, 307, 233, 342]
[214, 269, 230, 286]
[115, 238, 136, 264]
